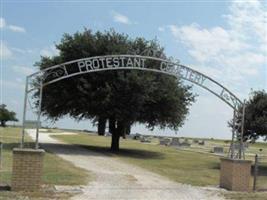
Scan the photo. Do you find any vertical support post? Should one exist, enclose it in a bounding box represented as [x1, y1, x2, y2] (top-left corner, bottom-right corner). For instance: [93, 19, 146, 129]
[35, 82, 43, 149]
[239, 102, 246, 159]
[0, 142, 2, 169]
[229, 110, 236, 159]
[253, 154, 258, 191]
[21, 77, 29, 148]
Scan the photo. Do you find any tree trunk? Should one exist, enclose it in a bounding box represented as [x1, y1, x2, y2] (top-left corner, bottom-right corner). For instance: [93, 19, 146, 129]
[109, 118, 116, 134]
[0, 120, 6, 127]
[111, 130, 120, 152]
[125, 123, 131, 135]
[97, 117, 106, 136]
[109, 119, 128, 151]
[109, 118, 119, 151]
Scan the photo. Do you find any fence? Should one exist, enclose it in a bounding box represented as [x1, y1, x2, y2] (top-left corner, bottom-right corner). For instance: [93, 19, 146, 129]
[253, 154, 267, 192]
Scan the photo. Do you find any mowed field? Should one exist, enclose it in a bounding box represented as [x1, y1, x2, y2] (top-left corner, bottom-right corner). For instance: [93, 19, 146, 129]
[0, 127, 267, 200]
[52, 130, 267, 200]
[52, 132, 267, 187]
[0, 127, 89, 199]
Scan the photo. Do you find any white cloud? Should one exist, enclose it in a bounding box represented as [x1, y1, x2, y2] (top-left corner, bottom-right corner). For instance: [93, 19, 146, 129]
[11, 47, 33, 54]
[225, 0, 267, 43]
[12, 66, 35, 76]
[111, 11, 132, 25]
[168, 0, 267, 89]
[0, 17, 26, 33]
[158, 26, 165, 32]
[0, 40, 13, 59]
[8, 25, 26, 33]
[0, 18, 6, 28]
[40, 45, 59, 57]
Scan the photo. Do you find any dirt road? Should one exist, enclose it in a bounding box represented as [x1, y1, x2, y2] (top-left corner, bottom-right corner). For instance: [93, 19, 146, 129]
[27, 129, 225, 200]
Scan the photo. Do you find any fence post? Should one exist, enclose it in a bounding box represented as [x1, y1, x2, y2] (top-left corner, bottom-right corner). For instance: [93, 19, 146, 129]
[253, 154, 258, 191]
[0, 142, 2, 169]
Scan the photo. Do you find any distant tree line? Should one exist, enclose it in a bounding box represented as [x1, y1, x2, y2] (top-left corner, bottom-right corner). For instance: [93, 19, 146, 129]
[0, 104, 18, 127]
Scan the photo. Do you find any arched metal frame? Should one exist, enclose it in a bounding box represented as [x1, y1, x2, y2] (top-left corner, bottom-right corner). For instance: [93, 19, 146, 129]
[21, 55, 246, 159]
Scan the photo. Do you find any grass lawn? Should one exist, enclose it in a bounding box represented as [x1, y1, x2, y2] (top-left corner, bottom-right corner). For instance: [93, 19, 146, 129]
[53, 132, 267, 200]
[224, 192, 267, 200]
[0, 127, 89, 199]
[53, 133, 221, 186]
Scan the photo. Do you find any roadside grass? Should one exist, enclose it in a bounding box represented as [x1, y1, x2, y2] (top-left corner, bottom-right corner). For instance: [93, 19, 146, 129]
[0, 190, 72, 200]
[224, 192, 267, 200]
[0, 127, 89, 199]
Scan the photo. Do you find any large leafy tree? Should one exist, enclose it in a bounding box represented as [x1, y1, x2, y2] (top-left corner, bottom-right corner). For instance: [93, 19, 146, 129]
[34, 29, 195, 151]
[231, 90, 267, 142]
[0, 104, 18, 127]
[241, 90, 267, 141]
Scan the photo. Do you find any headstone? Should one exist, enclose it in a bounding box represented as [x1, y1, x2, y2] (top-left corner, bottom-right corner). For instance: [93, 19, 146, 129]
[180, 142, 191, 147]
[159, 138, 171, 146]
[159, 139, 166, 145]
[213, 147, 224, 154]
[233, 143, 248, 150]
[170, 138, 180, 146]
[140, 136, 151, 143]
[133, 133, 141, 140]
[193, 139, 199, 143]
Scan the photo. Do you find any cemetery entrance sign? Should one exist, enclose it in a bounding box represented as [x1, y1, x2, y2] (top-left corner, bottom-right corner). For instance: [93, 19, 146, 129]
[22, 54, 246, 159]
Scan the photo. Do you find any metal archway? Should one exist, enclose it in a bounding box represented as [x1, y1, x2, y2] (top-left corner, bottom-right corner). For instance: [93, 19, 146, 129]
[21, 55, 245, 159]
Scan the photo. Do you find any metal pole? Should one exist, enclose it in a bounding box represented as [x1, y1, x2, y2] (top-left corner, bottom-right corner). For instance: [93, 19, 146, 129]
[35, 82, 43, 149]
[239, 102, 246, 159]
[0, 142, 2, 169]
[21, 77, 29, 148]
[253, 154, 258, 191]
[229, 110, 236, 159]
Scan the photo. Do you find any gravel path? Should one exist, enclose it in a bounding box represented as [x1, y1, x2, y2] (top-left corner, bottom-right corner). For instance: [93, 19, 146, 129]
[27, 129, 225, 200]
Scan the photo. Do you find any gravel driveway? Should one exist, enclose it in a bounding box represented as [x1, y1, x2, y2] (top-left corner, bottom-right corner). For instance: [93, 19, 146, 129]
[27, 129, 225, 200]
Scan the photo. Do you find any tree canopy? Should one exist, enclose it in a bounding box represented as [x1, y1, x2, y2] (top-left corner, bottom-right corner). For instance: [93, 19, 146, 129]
[0, 104, 18, 127]
[241, 90, 267, 142]
[34, 29, 195, 151]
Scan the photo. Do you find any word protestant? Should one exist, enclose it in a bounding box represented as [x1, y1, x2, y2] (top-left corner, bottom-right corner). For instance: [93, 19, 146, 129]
[77, 56, 146, 71]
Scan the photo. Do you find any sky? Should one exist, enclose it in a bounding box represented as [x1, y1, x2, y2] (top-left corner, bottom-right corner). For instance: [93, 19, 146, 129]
[0, 0, 266, 139]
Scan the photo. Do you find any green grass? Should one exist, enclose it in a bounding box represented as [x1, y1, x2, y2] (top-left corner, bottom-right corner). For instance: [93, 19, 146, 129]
[0, 190, 72, 200]
[53, 133, 221, 186]
[225, 192, 267, 200]
[53, 133, 267, 199]
[0, 127, 89, 186]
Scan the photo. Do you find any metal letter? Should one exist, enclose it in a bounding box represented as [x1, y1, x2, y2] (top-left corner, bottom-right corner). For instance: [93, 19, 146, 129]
[78, 61, 86, 72]
[126, 57, 133, 67]
[106, 57, 112, 68]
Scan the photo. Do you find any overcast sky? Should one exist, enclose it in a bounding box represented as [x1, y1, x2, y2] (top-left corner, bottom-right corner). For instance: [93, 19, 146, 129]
[1, 0, 266, 139]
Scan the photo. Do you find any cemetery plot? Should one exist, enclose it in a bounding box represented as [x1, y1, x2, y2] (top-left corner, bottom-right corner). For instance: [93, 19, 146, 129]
[53, 131, 267, 192]
[139, 136, 267, 167]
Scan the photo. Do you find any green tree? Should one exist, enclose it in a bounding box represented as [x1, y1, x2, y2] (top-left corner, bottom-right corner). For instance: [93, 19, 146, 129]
[243, 90, 267, 141]
[34, 29, 195, 151]
[0, 104, 18, 127]
[232, 90, 267, 142]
